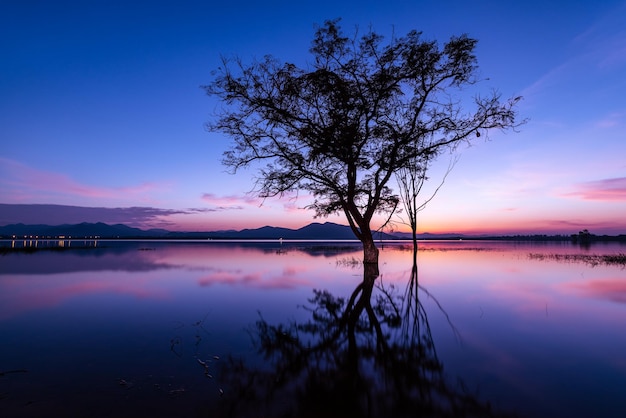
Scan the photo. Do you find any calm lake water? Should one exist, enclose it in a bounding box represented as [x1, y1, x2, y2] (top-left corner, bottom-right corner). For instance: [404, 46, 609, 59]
[1, 239, 626, 417]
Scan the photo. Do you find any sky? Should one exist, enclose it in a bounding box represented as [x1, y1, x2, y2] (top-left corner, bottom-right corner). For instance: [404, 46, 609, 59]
[1, 0, 625, 235]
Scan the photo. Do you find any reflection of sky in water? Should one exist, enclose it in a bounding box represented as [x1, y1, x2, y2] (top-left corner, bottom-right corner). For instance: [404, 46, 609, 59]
[1, 240, 626, 416]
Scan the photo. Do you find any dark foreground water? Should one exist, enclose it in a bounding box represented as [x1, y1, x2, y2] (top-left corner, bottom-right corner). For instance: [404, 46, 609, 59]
[1, 239, 626, 417]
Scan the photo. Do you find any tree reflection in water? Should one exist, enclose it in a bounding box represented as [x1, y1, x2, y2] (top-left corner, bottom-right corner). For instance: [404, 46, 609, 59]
[214, 255, 516, 418]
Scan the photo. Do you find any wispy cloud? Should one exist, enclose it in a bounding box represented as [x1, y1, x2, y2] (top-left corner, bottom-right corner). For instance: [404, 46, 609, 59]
[563, 177, 626, 201]
[201, 192, 261, 210]
[200, 191, 312, 212]
[0, 157, 168, 204]
[282, 201, 305, 213]
[543, 219, 590, 228]
[519, 61, 571, 104]
[0, 203, 189, 228]
[595, 111, 626, 129]
[536, 218, 626, 236]
[521, 3, 626, 116]
[572, 2, 626, 71]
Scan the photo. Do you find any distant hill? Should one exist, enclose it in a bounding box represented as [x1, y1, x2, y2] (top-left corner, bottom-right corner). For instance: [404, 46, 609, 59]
[0, 221, 398, 240]
[0, 222, 167, 238]
[3, 222, 623, 242]
[203, 222, 397, 240]
[392, 231, 465, 240]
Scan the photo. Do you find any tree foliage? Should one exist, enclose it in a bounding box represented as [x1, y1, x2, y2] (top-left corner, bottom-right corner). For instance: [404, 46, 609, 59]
[205, 19, 522, 262]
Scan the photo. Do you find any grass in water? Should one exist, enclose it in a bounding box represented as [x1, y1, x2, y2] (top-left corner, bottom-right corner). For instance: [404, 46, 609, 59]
[335, 256, 362, 267]
[528, 253, 626, 267]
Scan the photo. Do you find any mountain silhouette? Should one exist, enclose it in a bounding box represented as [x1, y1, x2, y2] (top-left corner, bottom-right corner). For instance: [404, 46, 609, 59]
[0, 221, 398, 240]
[0, 222, 167, 238]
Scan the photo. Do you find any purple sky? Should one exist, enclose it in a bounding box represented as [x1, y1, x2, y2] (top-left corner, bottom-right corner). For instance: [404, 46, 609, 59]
[1, 0, 625, 235]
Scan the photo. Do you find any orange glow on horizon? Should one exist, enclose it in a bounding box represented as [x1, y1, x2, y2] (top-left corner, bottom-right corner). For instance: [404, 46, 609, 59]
[162, 214, 626, 237]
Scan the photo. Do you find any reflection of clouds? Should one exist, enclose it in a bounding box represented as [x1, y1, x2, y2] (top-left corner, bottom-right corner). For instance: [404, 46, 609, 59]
[564, 278, 626, 304]
[197, 268, 310, 290]
[0, 274, 169, 320]
[2, 249, 180, 275]
[282, 266, 304, 276]
[486, 281, 555, 314]
[458, 329, 534, 396]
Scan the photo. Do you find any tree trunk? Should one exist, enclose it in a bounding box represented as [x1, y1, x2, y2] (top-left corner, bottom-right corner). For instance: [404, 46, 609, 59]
[344, 209, 379, 266]
[361, 235, 380, 266]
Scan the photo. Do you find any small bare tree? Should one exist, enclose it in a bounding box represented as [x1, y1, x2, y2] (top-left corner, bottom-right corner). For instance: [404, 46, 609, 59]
[395, 154, 458, 252]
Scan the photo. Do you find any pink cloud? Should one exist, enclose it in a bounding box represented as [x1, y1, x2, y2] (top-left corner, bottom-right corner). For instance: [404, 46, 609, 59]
[281, 192, 314, 213]
[0, 157, 166, 204]
[200, 191, 313, 214]
[201, 192, 261, 208]
[282, 201, 307, 213]
[563, 177, 626, 201]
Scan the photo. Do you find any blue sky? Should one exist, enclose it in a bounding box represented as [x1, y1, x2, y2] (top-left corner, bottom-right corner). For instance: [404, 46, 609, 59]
[1, 0, 625, 234]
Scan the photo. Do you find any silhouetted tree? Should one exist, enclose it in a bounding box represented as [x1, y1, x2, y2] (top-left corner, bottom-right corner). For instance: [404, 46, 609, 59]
[205, 19, 523, 264]
[395, 154, 457, 252]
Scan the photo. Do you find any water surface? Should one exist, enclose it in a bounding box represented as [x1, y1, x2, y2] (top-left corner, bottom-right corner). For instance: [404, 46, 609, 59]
[1, 240, 625, 417]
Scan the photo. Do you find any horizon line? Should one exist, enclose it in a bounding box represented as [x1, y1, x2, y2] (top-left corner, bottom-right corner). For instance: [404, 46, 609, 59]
[1, 220, 624, 238]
